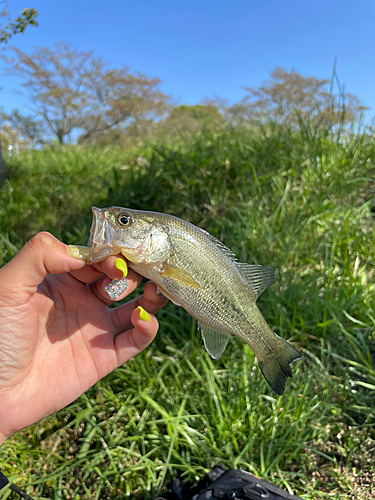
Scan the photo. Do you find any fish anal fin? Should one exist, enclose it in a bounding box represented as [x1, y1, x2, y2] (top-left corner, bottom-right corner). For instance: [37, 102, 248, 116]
[257, 338, 302, 395]
[237, 263, 276, 300]
[199, 322, 230, 359]
[160, 264, 200, 288]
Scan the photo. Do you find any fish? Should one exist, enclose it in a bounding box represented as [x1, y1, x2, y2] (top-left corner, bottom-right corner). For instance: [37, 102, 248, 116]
[86, 206, 302, 395]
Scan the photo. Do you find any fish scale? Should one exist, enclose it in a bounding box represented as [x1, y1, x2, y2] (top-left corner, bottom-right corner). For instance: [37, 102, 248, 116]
[131, 216, 273, 350]
[139, 224, 253, 331]
[87, 206, 302, 395]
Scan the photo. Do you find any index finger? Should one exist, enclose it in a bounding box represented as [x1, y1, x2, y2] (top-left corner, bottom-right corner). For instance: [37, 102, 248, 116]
[70, 254, 127, 283]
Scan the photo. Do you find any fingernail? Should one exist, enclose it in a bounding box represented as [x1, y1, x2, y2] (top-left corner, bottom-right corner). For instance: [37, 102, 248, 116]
[115, 258, 128, 278]
[137, 306, 150, 322]
[68, 245, 90, 261]
[104, 278, 128, 300]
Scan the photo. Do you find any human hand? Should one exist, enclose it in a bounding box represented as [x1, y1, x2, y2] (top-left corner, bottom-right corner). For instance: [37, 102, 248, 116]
[0, 232, 168, 444]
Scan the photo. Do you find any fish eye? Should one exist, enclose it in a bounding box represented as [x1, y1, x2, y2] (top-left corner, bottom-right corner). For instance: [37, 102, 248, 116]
[116, 213, 132, 227]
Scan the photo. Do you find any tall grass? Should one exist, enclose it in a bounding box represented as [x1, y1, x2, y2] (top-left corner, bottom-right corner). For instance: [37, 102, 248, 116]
[0, 124, 374, 499]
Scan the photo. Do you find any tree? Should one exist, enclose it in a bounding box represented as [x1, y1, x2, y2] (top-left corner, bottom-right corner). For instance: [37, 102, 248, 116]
[0, 114, 7, 187]
[227, 67, 367, 128]
[0, 1, 38, 187]
[10, 43, 102, 144]
[0, 120, 20, 152]
[157, 104, 224, 137]
[9, 42, 170, 145]
[78, 66, 169, 143]
[7, 109, 44, 147]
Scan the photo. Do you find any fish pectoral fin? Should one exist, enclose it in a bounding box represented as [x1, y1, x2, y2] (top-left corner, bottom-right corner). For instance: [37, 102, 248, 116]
[237, 263, 276, 300]
[160, 264, 200, 288]
[199, 322, 230, 359]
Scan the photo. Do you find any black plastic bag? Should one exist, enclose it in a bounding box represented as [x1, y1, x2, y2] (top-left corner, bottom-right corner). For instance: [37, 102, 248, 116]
[156, 463, 302, 500]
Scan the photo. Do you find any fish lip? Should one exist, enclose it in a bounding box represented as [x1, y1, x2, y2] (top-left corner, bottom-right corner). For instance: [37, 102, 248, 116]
[87, 206, 118, 265]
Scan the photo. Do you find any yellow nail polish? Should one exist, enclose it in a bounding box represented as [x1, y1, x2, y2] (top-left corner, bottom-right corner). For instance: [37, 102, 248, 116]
[68, 245, 90, 261]
[137, 306, 150, 322]
[115, 258, 128, 278]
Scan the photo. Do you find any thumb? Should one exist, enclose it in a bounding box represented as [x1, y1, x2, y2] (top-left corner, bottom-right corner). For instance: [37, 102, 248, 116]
[1, 232, 86, 299]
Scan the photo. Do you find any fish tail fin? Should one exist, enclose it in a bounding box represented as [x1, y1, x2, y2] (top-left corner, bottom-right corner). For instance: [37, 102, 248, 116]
[257, 338, 302, 395]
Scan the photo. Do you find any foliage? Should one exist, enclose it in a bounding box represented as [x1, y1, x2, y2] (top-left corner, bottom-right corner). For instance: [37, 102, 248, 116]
[78, 65, 170, 144]
[0, 1, 39, 187]
[4, 43, 367, 149]
[0, 5, 38, 45]
[0, 122, 19, 149]
[0, 132, 8, 187]
[1, 109, 45, 148]
[77, 104, 225, 148]
[8, 42, 170, 145]
[157, 104, 224, 136]
[211, 68, 367, 129]
[0, 123, 375, 499]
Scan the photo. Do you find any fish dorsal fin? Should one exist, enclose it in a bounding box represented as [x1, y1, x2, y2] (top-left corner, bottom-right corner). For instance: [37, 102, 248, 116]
[160, 263, 200, 288]
[199, 322, 230, 359]
[200, 228, 238, 261]
[237, 263, 276, 300]
[200, 228, 275, 299]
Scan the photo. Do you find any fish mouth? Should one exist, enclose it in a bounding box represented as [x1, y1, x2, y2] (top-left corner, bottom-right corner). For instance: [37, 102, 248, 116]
[87, 207, 120, 265]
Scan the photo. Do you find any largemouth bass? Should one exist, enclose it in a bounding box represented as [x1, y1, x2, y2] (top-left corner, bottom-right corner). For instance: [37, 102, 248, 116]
[87, 206, 301, 395]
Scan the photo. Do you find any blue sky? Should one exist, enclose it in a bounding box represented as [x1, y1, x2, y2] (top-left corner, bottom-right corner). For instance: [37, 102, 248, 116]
[1, 0, 375, 119]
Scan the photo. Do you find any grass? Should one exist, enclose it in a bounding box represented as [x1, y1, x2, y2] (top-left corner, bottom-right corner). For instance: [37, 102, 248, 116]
[0, 123, 375, 499]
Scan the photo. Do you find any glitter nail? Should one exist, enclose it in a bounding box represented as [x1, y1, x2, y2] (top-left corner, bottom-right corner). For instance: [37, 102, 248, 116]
[104, 277, 128, 300]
